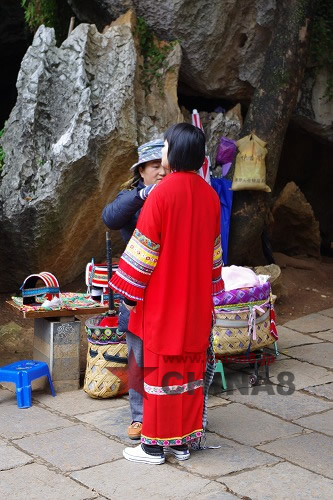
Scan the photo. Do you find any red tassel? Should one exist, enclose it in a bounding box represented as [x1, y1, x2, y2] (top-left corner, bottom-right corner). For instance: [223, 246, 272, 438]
[270, 304, 278, 340]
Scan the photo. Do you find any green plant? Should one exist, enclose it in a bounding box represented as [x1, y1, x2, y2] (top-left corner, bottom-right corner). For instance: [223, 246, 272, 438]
[311, 0, 333, 100]
[20, 0, 74, 43]
[21, 0, 57, 31]
[135, 17, 177, 95]
[0, 127, 5, 173]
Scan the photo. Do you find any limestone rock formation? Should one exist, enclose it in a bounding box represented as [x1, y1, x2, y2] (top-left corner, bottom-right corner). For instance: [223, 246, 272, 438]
[295, 68, 333, 142]
[66, 0, 333, 143]
[0, 11, 182, 291]
[67, 0, 133, 30]
[270, 182, 321, 258]
[133, 0, 276, 100]
[67, 0, 276, 100]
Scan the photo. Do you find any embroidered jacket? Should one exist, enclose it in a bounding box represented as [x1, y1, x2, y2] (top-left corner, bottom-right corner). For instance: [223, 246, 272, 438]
[110, 172, 224, 355]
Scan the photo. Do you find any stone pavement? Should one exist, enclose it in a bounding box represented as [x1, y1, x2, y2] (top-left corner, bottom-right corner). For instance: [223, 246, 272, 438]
[1, 308, 333, 499]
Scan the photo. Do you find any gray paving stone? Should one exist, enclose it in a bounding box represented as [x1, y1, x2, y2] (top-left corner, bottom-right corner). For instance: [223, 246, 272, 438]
[0, 387, 17, 406]
[287, 342, 333, 369]
[207, 403, 301, 446]
[35, 388, 129, 416]
[196, 491, 237, 500]
[269, 358, 333, 390]
[14, 424, 124, 472]
[319, 307, 333, 318]
[210, 370, 244, 395]
[294, 409, 333, 436]
[211, 368, 266, 394]
[0, 405, 73, 439]
[177, 432, 279, 478]
[276, 326, 323, 349]
[311, 330, 333, 342]
[0, 444, 33, 470]
[258, 432, 333, 479]
[207, 395, 231, 408]
[303, 382, 333, 400]
[222, 461, 333, 499]
[71, 460, 232, 499]
[76, 405, 132, 443]
[283, 313, 333, 334]
[225, 388, 333, 420]
[264, 351, 290, 361]
[0, 463, 96, 499]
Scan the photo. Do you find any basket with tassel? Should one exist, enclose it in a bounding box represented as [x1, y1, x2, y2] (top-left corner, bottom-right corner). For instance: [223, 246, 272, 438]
[213, 285, 278, 355]
[84, 232, 128, 398]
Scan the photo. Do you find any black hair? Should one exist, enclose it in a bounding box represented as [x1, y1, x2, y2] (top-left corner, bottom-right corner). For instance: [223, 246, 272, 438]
[164, 123, 205, 172]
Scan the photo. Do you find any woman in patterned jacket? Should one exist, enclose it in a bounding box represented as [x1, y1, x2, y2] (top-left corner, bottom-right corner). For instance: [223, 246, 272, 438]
[102, 139, 167, 440]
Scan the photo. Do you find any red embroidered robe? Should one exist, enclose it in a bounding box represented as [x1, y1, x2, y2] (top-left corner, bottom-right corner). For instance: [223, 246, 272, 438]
[110, 172, 224, 444]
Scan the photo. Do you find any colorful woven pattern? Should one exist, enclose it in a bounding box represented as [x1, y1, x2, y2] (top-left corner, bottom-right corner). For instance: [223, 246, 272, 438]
[124, 228, 160, 272]
[141, 429, 202, 447]
[85, 314, 126, 345]
[85, 263, 119, 288]
[212, 235, 224, 296]
[213, 301, 275, 355]
[144, 379, 204, 396]
[20, 272, 60, 304]
[110, 228, 160, 301]
[12, 292, 109, 312]
[213, 281, 270, 306]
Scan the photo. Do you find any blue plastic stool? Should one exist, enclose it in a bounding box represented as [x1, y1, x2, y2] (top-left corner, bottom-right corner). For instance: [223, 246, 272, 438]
[0, 360, 56, 409]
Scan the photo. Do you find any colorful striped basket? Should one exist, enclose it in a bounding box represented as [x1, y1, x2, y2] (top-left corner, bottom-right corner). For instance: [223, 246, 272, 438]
[213, 283, 278, 355]
[84, 311, 128, 398]
[20, 272, 60, 305]
[85, 261, 119, 301]
[85, 314, 125, 345]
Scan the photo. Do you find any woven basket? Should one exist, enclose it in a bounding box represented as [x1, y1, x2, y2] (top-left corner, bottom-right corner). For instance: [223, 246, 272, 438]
[84, 341, 128, 398]
[213, 300, 275, 355]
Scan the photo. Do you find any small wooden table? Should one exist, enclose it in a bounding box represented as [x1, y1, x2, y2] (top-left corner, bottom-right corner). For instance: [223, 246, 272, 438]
[7, 300, 109, 392]
[6, 300, 108, 319]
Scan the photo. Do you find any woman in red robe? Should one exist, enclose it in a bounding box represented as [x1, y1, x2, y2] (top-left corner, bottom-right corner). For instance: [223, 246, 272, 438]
[110, 123, 224, 464]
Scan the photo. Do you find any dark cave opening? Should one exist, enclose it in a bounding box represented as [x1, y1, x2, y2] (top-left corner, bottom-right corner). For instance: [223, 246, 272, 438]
[177, 91, 333, 257]
[178, 92, 241, 115]
[0, 1, 32, 130]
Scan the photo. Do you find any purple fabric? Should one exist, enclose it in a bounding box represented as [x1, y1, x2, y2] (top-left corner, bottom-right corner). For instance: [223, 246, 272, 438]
[213, 281, 271, 306]
[222, 162, 232, 177]
[216, 137, 237, 166]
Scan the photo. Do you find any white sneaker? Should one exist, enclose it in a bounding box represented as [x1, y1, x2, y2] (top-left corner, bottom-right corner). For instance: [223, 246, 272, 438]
[123, 444, 165, 465]
[164, 445, 190, 461]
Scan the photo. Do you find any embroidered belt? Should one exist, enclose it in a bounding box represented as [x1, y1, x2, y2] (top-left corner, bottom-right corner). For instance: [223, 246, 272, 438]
[144, 379, 204, 396]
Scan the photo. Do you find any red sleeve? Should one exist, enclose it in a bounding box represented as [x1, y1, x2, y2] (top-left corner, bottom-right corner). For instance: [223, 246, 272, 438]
[109, 190, 162, 301]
